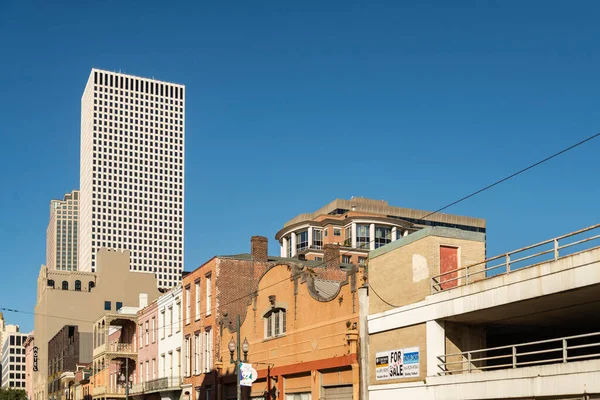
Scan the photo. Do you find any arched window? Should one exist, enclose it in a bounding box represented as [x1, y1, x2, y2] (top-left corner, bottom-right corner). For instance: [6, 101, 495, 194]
[47, 279, 55, 288]
[75, 280, 81, 291]
[264, 308, 286, 339]
[62, 281, 69, 290]
[89, 281, 95, 292]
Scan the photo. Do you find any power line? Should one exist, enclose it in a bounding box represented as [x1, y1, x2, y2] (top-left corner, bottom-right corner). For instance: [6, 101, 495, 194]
[367, 131, 600, 308]
[10, 132, 599, 334]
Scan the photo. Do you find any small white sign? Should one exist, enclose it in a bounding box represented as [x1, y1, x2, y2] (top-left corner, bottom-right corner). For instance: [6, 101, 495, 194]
[239, 363, 258, 387]
[375, 347, 420, 380]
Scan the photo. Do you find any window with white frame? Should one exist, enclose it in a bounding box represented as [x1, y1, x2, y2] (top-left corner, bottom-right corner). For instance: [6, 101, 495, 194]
[177, 301, 182, 332]
[286, 393, 311, 400]
[312, 228, 322, 249]
[184, 337, 191, 377]
[194, 333, 201, 375]
[203, 328, 213, 372]
[168, 306, 173, 335]
[334, 227, 341, 236]
[205, 274, 212, 316]
[195, 280, 200, 321]
[152, 358, 156, 379]
[139, 324, 143, 348]
[145, 321, 149, 346]
[185, 286, 191, 324]
[264, 308, 286, 339]
[152, 317, 156, 343]
[296, 230, 308, 252]
[160, 310, 166, 339]
[356, 224, 370, 249]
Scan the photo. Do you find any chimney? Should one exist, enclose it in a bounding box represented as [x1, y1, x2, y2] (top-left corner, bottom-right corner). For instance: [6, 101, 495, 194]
[139, 293, 148, 309]
[251, 236, 268, 262]
[324, 244, 341, 269]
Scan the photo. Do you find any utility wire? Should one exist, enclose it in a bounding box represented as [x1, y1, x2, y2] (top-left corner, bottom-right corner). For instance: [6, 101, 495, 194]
[366, 131, 600, 308]
[7, 133, 599, 334]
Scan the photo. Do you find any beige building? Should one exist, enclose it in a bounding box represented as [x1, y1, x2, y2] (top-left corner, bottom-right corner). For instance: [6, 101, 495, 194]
[276, 197, 486, 265]
[33, 248, 161, 400]
[367, 224, 600, 400]
[79, 69, 185, 288]
[46, 190, 79, 271]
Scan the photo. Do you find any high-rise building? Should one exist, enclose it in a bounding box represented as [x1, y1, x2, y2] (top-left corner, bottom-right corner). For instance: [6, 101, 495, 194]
[1, 330, 28, 389]
[46, 190, 79, 271]
[79, 69, 185, 288]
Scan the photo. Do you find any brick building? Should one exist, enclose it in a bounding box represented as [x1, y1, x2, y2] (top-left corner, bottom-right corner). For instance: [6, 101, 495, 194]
[47, 326, 80, 400]
[275, 197, 486, 265]
[182, 237, 354, 400]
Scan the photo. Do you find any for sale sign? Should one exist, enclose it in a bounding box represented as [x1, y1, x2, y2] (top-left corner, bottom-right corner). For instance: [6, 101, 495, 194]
[375, 347, 419, 380]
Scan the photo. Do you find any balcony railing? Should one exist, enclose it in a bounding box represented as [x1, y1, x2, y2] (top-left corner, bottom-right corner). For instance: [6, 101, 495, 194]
[438, 331, 600, 375]
[108, 342, 134, 352]
[129, 377, 182, 394]
[431, 223, 600, 293]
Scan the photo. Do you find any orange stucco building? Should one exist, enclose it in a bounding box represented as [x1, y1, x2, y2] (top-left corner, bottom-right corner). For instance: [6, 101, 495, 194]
[219, 244, 360, 400]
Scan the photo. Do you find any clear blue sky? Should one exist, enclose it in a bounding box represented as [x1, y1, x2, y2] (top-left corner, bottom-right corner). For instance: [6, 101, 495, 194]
[1, 1, 599, 332]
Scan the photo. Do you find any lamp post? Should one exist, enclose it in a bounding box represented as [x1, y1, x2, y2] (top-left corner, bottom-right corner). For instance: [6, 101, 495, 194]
[228, 315, 249, 400]
[118, 358, 131, 400]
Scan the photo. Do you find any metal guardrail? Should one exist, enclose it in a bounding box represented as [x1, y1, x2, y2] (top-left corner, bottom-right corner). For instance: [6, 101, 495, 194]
[437, 331, 600, 375]
[431, 224, 600, 293]
[129, 376, 182, 394]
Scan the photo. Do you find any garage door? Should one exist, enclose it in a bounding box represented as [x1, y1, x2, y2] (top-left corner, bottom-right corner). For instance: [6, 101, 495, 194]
[323, 385, 352, 400]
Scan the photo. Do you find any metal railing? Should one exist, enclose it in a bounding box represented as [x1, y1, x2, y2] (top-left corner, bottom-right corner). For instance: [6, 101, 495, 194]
[108, 342, 134, 352]
[129, 376, 182, 394]
[438, 331, 600, 375]
[431, 224, 600, 293]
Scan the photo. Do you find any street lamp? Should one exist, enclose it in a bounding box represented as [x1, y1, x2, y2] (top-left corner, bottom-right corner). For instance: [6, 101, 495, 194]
[228, 315, 249, 400]
[118, 358, 132, 400]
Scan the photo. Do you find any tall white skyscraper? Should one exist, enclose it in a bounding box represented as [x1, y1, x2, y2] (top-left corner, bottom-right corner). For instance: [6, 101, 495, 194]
[79, 69, 185, 288]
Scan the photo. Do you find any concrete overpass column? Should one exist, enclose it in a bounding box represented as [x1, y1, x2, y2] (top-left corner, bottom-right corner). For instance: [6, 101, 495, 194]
[426, 320, 445, 377]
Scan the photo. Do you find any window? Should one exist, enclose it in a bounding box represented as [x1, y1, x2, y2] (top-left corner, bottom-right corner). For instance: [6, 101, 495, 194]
[116, 302, 123, 311]
[296, 231, 308, 252]
[396, 229, 405, 240]
[287, 237, 293, 258]
[145, 321, 149, 346]
[184, 337, 191, 377]
[169, 307, 173, 335]
[139, 324, 144, 348]
[333, 227, 341, 236]
[356, 224, 370, 249]
[195, 281, 200, 321]
[375, 226, 392, 248]
[358, 257, 367, 266]
[160, 310, 166, 339]
[312, 228, 322, 249]
[342, 255, 351, 264]
[205, 274, 212, 316]
[47, 279, 55, 288]
[62, 281, 69, 290]
[74, 280, 81, 291]
[194, 333, 201, 375]
[89, 281, 95, 291]
[286, 394, 311, 400]
[177, 301, 182, 332]
[185, 286, 191, 324]
[264, 308, 286, 339]
[203, 328, 213, 372]
[152, 317, 156, 343]
[104, 301, 111, 311]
